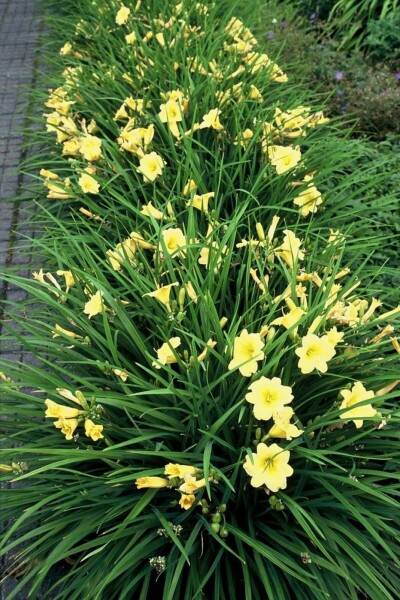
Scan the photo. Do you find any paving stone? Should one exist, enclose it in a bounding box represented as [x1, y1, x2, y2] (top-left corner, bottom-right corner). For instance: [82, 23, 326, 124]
[0, 1, 49, 598]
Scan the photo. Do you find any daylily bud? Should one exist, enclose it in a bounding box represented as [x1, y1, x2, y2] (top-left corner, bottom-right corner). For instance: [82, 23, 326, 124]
[178, 288, 186, 309]
[166, 201, 175, 218]
[256, 222, 265, 242]
[267, 215, 280, 243]
[219, 317, 228, 329]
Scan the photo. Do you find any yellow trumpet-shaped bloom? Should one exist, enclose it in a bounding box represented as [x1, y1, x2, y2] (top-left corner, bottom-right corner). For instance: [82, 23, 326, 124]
[245, 377, 293, 421]
[293, 185, 323, 217]
[143, 282, 178, 308]
[164, 463, 198, 479]
[79, 135, 102, 162]
[78, 171, 100, 195]
[271, 305, 305, 330]
[135, 477, 169, 489]
[199, 108, 224, 131]
[179, 494, 196, 510]
[243, 443, 293, 491]
[84, 419, 104, 441]
[228, 329, 264, 377]
[45, 399, 83, 419]
[160, 228, 186, 255]
[137, 152, 165, 182]
[268, 407, 304, 440]
[83, 291, 105, 319]
[53, 418, 79, 440]
[339, 382, 376, 429]
[267, 144, 301, 174]
[275, 229, 305, 268]
[295, 334, 336, 374]
[116, 5, 130, 25]
[153, 337, 181, 369]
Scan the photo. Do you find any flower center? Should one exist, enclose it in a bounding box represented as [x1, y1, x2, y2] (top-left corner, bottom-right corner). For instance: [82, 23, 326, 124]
[262, 391, 277, 406]
[261, 457, 274, 472]
[305, 344, 318, 358]
[243, 342, 257, 357]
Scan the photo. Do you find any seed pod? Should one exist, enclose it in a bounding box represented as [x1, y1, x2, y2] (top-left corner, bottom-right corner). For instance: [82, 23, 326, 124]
[212, 513, 222, 524]
[211, 523, 220, 534]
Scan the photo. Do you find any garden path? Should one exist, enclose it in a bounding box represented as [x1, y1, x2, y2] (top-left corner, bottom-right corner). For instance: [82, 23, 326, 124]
[0, 0, 41, 363]
[0, 1, 53, 598]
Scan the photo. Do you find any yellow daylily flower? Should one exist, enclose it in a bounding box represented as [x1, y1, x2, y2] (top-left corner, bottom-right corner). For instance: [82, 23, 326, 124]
[160, 228, 186, 255]
[295, 334, 336, 374]
[267, 145, 301, 174]
[79, 135, 102, 162]
[245, 377, 293, 420]
[143, 282, 178, 309]
[275, 230, 305, 268]
[187, 192, 214, 212]
[271, 305, 305, 331]
[293, 185, 323, 217]
[78, 171, 100, 194]
[228, 329, 264, 377]
[125, 31, 137, 44]
[268, 407, 304, 440]
[178, 493, 196, 510]
[106, 237, 137, 271]
[44, 399, 83, 419]
[53, 418, 79, 440]
[153, 337, 181, 369]
[339, 382, 376, 429]
[199, 109, 223, 131]
[83, 291, 105, 319]
[137, 152, 165, 182]
[164, 463, 198, 479]
[183, 179, 197, 196]
[136, 477, 169, 489]
[56, 270, 76, 290]
[84, 419, 104, 441]
[140, 202, 164, 220]
[243, 443, 293, 491]
[116, 5, 130, 25]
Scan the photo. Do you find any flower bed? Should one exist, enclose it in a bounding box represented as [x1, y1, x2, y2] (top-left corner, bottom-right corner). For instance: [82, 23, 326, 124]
[1, 1, 399, 598]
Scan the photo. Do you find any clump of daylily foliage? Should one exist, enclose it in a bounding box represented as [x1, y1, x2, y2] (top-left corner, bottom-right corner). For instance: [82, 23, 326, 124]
[0, 0, 399, 599]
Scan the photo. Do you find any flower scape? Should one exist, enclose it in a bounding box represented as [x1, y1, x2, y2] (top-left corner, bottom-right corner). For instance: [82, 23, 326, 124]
[0, 1, 399, 599]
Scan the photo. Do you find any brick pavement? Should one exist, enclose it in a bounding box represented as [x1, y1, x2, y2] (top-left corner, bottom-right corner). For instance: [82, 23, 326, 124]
[0, 0, 42, 343]
[0, 1, 49, 598]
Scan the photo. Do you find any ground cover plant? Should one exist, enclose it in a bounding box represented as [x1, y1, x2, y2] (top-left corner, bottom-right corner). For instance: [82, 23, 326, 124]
[263, 1, 400, 139]
[1, 0, 400, 599]
[259, 1, 400, 306]
[289, 0, 400, 51]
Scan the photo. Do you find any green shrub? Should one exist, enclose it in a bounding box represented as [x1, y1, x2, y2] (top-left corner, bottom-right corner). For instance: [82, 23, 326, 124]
[327, 0, 400, 51]
[365, 12, 400, 61]
[293, 0, 336, 20]
[259, 3, 400, 138]
[1, 1, 399, 599]
[311, 41, 400, 138]
[290, 0, 400, 52]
